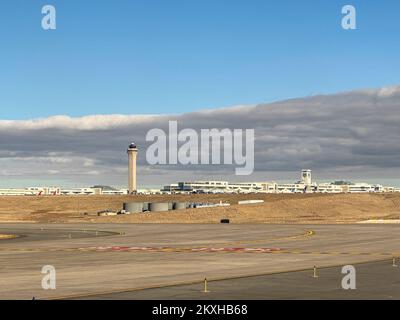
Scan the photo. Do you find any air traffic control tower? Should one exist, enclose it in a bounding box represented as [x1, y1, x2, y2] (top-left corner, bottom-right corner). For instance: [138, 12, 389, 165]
[301, 169, 312, 186]
[127, 142, 138, 194]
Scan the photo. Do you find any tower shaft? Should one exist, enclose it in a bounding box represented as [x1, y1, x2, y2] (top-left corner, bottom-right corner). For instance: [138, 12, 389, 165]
[128, 147, 138, 193]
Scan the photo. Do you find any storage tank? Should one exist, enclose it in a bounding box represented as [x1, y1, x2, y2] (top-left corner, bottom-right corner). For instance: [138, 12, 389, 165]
[149, 202, 170, 212]
[142, 202, 150, 212]
[173, 202, 187, 210]
[123, 202, 143, 214]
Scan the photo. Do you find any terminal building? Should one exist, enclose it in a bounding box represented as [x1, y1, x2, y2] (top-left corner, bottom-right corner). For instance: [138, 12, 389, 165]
[161, 170, 400, 194]
[0, 187, 61, 196]
[0, 186, 129, 196]
[162, 181, 278, 194]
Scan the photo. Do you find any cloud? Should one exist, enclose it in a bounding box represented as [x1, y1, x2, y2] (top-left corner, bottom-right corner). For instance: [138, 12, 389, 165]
[0, 114, 160, 131]
[1, 85, 400, 187]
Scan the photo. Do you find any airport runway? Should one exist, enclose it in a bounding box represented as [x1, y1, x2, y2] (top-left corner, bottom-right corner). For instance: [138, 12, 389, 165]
[77, 259, 400, 300]
[0, 223, 400, 299]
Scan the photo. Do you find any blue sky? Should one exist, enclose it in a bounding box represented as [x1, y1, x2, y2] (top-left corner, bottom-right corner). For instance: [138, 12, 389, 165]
[1, 0, 400, 119]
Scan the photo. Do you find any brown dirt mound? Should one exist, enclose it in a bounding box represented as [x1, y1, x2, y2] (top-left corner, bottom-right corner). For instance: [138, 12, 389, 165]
[0, 193, 399, 224]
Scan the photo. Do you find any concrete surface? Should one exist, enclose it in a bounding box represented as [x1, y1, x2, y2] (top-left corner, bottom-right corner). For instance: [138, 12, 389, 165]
[77, 259, 400, 300]
[0, 223, 400, 299]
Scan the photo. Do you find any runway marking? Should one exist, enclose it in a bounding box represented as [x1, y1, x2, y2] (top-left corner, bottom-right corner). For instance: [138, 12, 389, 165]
[0, 229, 396, 257]
[77, 246, 283, 253]
[0, 246, 282, 253]
[0, 229, 314, 253]
[209, 230, 316, 247]
[0, 246, 398, 257]
[0, 234, 18, 240]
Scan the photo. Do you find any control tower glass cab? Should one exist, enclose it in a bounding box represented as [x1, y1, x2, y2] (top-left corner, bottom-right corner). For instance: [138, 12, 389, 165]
[301, 169, 312, 185]
[128, 142, 137, 150]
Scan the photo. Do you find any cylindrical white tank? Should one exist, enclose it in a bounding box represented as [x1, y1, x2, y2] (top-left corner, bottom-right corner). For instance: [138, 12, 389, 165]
[173, 202, 187, 210]
[149, 202, 170, 212]
[142, 202, 150, 212]
[123, 202, 143, 213]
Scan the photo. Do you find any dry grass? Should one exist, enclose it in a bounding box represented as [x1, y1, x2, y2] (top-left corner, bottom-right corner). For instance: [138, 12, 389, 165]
[1, 193, 400, 224]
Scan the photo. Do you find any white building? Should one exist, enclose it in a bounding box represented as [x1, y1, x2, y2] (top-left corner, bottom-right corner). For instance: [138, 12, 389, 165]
[317, 183, 343, 193]
[346, 183, 375, 193]
[0, 188, 33, 196]
[162, 181, 278, 194]
[0, 186, 131, 196]
[161, 170, 400, 195]
[60, 187, 103, 195]
[0, 187, 61, 196]
[276, 183, 306, 193]
[102, 189, 129, 195]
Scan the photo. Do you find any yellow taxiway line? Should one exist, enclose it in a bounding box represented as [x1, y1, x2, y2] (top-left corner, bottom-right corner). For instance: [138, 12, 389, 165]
[0, 234, 18, 240]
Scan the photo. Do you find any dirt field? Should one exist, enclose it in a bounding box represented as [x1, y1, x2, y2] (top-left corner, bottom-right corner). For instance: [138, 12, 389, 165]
[1, 193, 400, 224]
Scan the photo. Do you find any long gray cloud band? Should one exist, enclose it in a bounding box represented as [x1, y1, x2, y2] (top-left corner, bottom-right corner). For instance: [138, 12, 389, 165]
[0, 86, 399, 186]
